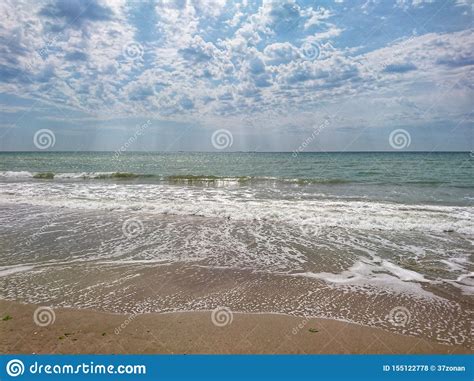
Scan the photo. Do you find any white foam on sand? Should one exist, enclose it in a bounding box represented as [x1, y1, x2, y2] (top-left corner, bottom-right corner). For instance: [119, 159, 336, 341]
[448, 272, 474, 295]
[0, 265, 34, 277]
[0, 181, 472, 298]
[0, 181, 472, 235]
[292, 258, 434, 297]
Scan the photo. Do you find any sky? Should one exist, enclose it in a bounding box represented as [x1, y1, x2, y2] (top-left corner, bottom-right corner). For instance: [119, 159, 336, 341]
[0, 0, 472, 152]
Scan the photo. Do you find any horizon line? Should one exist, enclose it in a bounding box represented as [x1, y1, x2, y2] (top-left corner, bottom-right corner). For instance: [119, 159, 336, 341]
[0, 150, 471, 154]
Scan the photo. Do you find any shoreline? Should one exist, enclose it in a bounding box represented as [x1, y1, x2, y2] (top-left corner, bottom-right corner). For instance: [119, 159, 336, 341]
[1, 300, 470, 354]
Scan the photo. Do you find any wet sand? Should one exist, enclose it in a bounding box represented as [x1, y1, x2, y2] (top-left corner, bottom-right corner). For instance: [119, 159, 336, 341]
[2, 258, 471, 347]
[0, 203, 472, 352]
[0, 300, 470, 354]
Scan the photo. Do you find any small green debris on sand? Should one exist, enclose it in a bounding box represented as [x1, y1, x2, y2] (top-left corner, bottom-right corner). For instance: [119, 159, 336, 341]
[308, 328, 319, 333]
[101, 332, 106, 336]
[58, 336, 64, 340]
[33, 172, 55, 179]
[2, 315, 12, 321]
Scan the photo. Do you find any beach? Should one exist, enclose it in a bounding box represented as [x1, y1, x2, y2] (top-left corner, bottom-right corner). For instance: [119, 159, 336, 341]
[1, 2, 473, 376]
[0, 152, 472, 354]
[1, 300, 470, 354]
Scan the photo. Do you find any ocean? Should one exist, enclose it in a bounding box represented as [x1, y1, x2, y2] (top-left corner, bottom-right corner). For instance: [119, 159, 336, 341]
[0, 152, 472, 346]
[0, 151, 473, 203]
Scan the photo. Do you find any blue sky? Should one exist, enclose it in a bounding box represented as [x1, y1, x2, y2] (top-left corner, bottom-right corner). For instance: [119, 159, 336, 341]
[0, 0, 472, 151]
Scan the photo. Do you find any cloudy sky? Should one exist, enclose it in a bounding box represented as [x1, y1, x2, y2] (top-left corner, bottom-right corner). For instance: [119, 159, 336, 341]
[0, 0, 472, 151]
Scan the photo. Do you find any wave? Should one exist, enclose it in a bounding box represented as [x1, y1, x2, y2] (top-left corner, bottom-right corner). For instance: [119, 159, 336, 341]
[165, 175, 352, 185]
[0, 171, 472, 189]
[0, 171, 352, 185]
[0, 179, 473, 235]
[0, 171, 152, 180]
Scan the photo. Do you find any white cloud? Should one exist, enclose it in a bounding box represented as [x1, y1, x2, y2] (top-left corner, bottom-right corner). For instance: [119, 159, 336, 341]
[0, 0, 472, 138]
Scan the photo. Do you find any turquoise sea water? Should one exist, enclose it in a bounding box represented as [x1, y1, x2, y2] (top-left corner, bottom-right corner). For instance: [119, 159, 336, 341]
[0, 151, 473, 345]
[0, 151, 473, 205]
